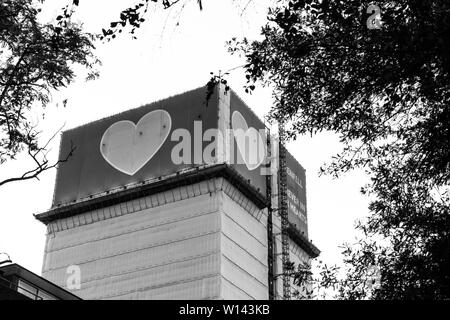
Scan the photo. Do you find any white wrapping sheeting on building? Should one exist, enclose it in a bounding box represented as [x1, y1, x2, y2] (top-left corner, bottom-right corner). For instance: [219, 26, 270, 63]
[220, 191, 268, 300]
[41, 178, 268, 300]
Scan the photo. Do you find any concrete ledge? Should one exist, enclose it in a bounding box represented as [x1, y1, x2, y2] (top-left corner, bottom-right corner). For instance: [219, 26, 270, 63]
[35, 164, 268, 225]
[287, 223, 320, 258]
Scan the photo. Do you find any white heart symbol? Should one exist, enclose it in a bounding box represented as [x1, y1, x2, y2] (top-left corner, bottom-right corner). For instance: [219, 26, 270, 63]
[100, 110, 171, 175]
[232, 110, 266, 171]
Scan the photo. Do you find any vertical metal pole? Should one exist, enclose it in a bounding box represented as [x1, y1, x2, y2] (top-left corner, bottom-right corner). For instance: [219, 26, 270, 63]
[266, 130, 275, 300]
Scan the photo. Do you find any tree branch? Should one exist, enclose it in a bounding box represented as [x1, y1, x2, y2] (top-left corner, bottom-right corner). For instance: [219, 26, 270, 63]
[0, 127, 76, 187]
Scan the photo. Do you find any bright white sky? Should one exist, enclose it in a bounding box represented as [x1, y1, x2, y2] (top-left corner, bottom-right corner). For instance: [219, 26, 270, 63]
[0, 0, 370, 275]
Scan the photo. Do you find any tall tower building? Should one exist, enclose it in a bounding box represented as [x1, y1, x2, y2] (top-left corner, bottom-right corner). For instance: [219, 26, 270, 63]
[35, 86, 319, 300]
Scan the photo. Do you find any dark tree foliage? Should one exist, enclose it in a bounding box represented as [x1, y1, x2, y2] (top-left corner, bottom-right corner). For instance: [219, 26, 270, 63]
[231, 0, 450, 299]
[98, 0, 203, 41]
[0, 0, 98, 186]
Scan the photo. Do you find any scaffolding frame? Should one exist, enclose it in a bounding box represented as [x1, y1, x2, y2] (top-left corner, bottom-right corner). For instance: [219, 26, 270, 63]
[278, 122, 291, 300]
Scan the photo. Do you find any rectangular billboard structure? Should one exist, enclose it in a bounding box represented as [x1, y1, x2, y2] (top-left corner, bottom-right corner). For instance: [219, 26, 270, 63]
[52, 86, 267, 207]
[284, 148, 308, 237]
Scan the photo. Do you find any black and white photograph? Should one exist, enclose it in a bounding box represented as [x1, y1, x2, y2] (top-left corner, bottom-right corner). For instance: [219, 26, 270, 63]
[0, 0, 448, 310]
